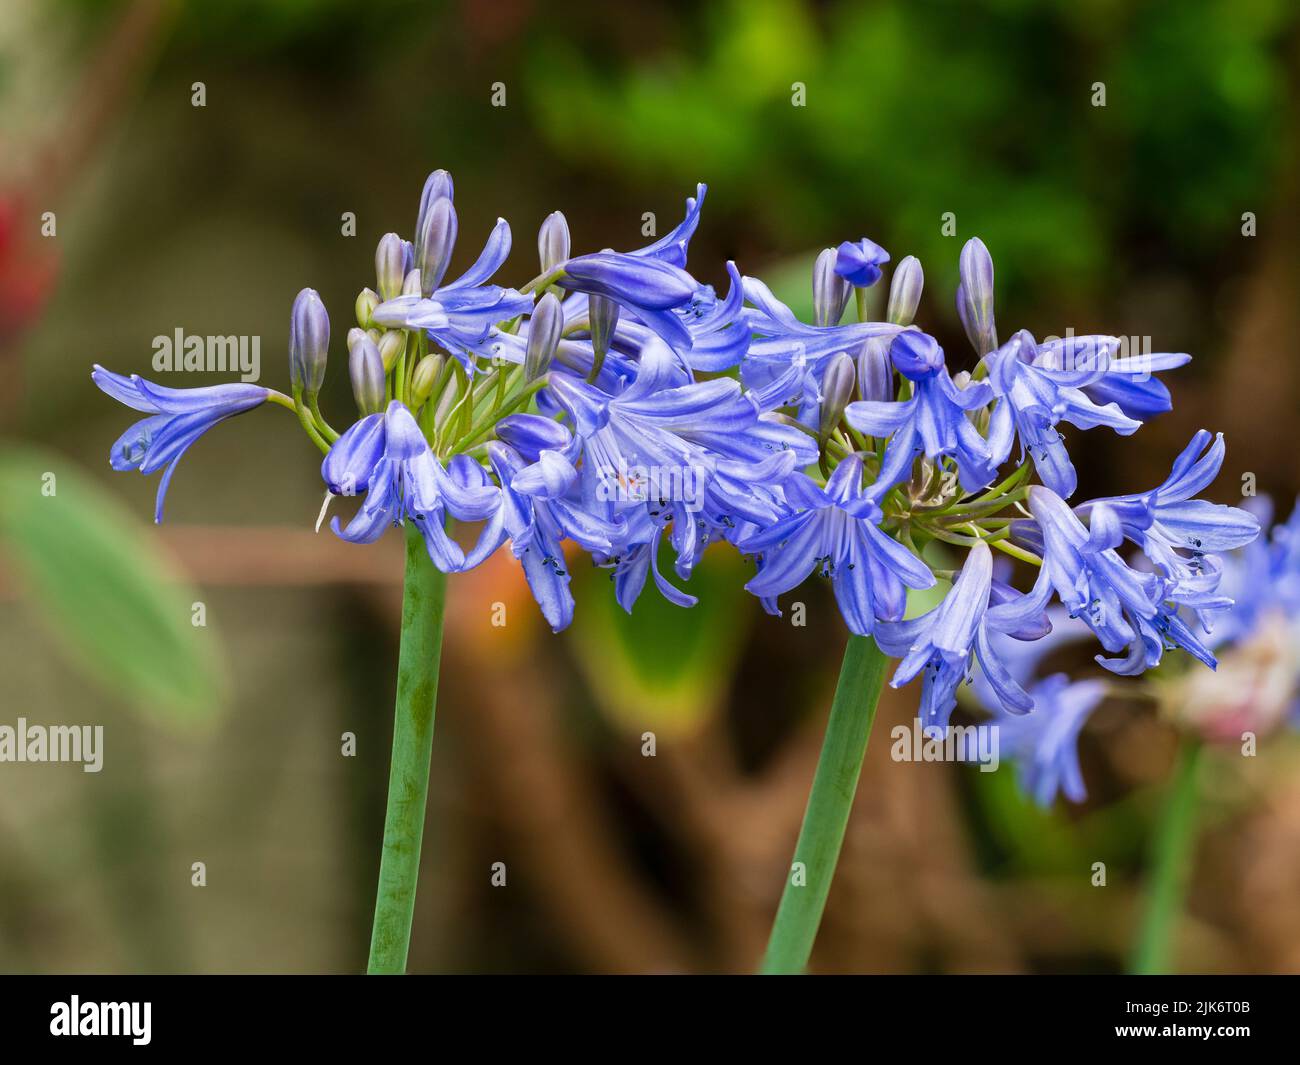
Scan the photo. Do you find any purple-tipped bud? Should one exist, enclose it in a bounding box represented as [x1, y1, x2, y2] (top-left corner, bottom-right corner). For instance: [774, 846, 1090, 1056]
[957, 237, 997, 355]
[886, 255, 923, 326]
[355, 288, 379, 329]
[890, 330, 945, 382]
[588, 293, 619, 358]
[416, 196, 457, 297]
[538, 211, 570, 274]
[411, 354, 444, 406]
[819, 352, 856, 438]
[347, 329, 385, 415]
[834, 237, 890, 288]
[377, 330, 405, 374]
[813, 248, 850, 327]
[375, 233, 407, 301]
[289, 287, 329, 396]
[856, 335, 894, 402]
[525, 292, 564, 382]
[415, 169, 454, 236]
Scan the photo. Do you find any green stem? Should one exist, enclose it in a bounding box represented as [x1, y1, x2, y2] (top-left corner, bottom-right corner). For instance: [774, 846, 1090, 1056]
[761, 634, 890, 974]
[1129, 737, 1203, 975]
[367, 522, 447, 974]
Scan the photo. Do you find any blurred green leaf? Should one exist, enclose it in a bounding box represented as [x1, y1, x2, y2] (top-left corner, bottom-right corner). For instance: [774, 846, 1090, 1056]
[0, 445, 223, 725]
[570, 542, 750, 736]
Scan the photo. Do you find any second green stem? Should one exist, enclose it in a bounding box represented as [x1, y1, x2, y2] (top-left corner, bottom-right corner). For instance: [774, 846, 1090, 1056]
[1129, 737, 1203, 975]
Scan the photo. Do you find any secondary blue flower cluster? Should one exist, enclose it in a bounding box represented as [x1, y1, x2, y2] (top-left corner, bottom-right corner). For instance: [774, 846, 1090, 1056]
[981, 497, 1300, 806]
[93, 170, 1259, 737]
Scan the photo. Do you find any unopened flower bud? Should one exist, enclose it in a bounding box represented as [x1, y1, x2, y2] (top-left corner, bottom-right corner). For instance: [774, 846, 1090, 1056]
[416, 196, 457, 297]
[377, 330, 406, 374]
[415, 169, 454, 236]
[355, 287, 379, 329]
[819, 352, 856, 439]
[538, 211, 570, 273]
[289, 287, 329, 396]
[813, 248, 850, 327]
[347, 329, 385, 415]
[856, 335, 893, 402]
[375, 233, 408, 302]
[588, 293, 619, 358]
[957, 238, 997, 355]
[890, 330, 945, 382]
[401, 269, 422, 297]
[411, 354, 444, 406]
[525, 292, 564, 382]
[886, 255, 923, 326]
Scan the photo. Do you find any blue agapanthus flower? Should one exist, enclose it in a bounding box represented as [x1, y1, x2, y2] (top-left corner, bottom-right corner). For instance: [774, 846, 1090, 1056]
[92, 366, 268, 522]
[1076, 429, 1260, 581]
[372, 215, 533, 368]
[875, 542, 1051, 731]
[844, 331, 996, 494]
[325, 400, 500, 571]
[985, 329, 1141, 499]
[740, 455, 936, 635]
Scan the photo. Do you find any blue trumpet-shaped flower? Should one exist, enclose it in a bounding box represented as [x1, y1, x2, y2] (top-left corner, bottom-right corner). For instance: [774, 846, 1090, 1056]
[875, 542, 1052, 731]
[372, 217, 532, 368]
[324, 401, 500, 571]
[991, 673, 1107, 806]
[92, 366, 268, 523]
[610, 261, 752, 373]
[963, 606, 1107, 805]
[845, 331, 996, 495]
[471, 415, 623, 631]
[1076, 430, 1260, 581]
[740, 455, 936, 635]
[1034, 334, 1191, 420]
[984, 329, 1141, 499]
[556, 252, 699, 351]
[1027, 485, 1217, 675]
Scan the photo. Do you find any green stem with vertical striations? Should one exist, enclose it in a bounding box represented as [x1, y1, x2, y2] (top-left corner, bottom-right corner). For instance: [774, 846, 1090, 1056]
[761, 633, 890, 974]
[367, 521, 447, 974]
[1129, 737, 1203, 975]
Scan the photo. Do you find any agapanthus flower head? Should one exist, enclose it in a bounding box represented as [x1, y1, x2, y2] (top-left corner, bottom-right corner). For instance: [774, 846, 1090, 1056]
[91, 168, 1257, 711]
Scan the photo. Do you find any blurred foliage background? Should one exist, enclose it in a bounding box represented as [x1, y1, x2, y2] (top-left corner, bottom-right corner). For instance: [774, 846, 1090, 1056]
[1, 0, 1298, 973]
